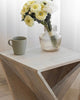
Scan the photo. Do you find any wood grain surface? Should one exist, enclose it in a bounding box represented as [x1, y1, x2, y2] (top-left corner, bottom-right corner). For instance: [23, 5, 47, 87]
[0, 62, 80, 100]
[0, 47, 80, 71]
[0, 48, 80, 100]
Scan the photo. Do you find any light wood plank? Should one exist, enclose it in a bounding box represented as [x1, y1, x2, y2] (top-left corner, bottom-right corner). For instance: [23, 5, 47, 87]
[42, 62, 79, 88]
[0, 64, 80, 100]
[63, 89, 80, 100]
[1, 61, 38, 100]
[0, 95, 13, 100]
[52, 63, 80, 100]
[1, 60, 57, 100]
[0, 47, 80, 71]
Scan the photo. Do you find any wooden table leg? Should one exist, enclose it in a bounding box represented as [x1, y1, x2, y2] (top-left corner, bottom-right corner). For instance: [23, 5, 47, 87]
[1, 61, 38, 100]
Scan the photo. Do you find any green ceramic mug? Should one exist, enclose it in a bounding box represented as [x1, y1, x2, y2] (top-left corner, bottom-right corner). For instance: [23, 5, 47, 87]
[8, 36, 27, 55]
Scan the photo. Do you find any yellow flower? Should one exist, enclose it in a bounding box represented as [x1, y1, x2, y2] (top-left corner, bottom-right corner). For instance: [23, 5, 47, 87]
[31, 3, 41, 13]
[25, 6, 29, 12]
[41, 3, 45, 10]
[24, 3, 27, 7]
[21, 7, 25, 15]
[27, 1, 36, 6]
[21, 6, 29, 15]
[24, 15, 34, 27]
[36, 11, 47, 20]
[22, 15, 24, 20]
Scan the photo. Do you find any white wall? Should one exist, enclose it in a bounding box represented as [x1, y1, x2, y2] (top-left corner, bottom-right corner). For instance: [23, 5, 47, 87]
[61, 0, 80, 52]
[73, 0, 80, 52]
[7, 0, 18, 38]
[60, 0, 75, 49]
[0, 0, 7, 51]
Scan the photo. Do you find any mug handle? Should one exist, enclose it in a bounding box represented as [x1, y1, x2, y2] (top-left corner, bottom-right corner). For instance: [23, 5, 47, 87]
[8, 40, 12, 46]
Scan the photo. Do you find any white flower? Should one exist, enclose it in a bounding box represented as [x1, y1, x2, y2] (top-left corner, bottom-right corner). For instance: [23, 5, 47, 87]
[39, 0, 54, 13]
[43, 5, 53, 13]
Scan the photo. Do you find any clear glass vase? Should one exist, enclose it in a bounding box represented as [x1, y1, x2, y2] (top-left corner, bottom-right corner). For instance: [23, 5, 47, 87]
[39, 27, 62, 52]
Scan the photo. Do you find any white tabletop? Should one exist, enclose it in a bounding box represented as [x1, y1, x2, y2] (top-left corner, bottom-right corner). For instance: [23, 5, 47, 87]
[0, 47, 80, 71]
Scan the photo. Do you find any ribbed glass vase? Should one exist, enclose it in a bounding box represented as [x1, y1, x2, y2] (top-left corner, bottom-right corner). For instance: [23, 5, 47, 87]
[39, 27, 62, 52]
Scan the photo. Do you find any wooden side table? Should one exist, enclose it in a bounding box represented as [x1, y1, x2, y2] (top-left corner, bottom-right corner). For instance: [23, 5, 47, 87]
[0, 47, 80, 100]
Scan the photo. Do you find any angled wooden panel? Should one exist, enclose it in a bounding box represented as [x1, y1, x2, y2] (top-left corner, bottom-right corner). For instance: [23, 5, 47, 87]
[42, 62, 79, 88]
[52, 64, 80, 100]
[42, 63, 80, 100]
[0, 57, 57, 100]
[1, 61, 38, 100]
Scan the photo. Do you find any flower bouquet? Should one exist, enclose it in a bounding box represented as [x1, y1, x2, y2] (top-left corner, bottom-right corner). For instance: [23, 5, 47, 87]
[21, 0, 61, 51]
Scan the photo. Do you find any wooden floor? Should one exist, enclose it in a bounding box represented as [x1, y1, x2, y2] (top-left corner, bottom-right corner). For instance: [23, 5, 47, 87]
[0, 62, 80, 100]
[0, 62, 13, 100]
